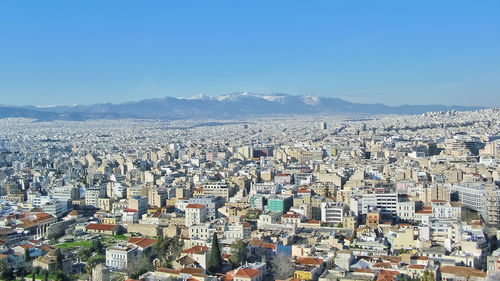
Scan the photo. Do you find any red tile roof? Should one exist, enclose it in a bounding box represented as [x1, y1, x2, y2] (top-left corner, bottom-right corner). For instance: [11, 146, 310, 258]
[377, 270, 399, 281]
[186, 204, 205, 209]
[179, 267, 205, 276]
[261, 243, 276, 250]
[33, 213, 55, 223]
[85, 223, 116, 231]
[235, 268, 261, 278]
[183, 245, 209, 255]
[440, 265, 487, 278]
[282, 213, 300, 218]
[296, 257, 323, 266]
[128, 237, 156, 248]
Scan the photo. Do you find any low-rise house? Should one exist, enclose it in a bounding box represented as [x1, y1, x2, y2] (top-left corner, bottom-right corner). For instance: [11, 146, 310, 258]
[294, 257, 325, 281]
[85, 223, 124, 235]
[439, 265, 487, 281]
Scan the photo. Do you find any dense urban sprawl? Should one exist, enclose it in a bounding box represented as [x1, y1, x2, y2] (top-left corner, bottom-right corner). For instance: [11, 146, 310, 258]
[0, 109, 499, 281]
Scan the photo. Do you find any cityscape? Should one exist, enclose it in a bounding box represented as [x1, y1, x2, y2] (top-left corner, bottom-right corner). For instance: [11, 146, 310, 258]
[1, 1, 500, 281]
[0, 107, 499, 281]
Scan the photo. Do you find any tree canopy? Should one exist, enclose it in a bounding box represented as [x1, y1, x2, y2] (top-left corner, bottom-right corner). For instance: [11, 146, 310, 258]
[207, 232, 223, 273]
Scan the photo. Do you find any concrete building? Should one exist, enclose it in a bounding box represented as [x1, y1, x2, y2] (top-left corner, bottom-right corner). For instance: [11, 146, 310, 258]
[321, 202, 347, 225]
[128, 196, 148, 217]
[106, 245, 138, 270]
[185, 204, 208, 226]
[85, 186, 106, 208]
[188, 195, 225, 220]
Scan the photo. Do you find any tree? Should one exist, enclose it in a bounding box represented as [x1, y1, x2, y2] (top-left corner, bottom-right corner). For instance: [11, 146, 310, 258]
[230, 240, 248, 267]
[86, 255, 106, 279]
[422, 271, 435, 281]
[337, 222, 344, 228]
[325, 187, 330, 198]
[25, 248, 31, 262]
[55, 249, 63, 271]
[0, 261, 15, 281]
[90, 239, 105, 255]
[207, 232, 223, 273]
[152, 236, 183, 266]
[16, 262, 32, 278]
[77, 247, 92, 262]
[127, 254, 153, 279]
[270, 253, 293, 280]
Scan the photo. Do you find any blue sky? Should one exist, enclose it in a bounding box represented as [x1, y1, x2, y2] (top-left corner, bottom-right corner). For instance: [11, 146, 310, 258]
[1, 1, 499, 106]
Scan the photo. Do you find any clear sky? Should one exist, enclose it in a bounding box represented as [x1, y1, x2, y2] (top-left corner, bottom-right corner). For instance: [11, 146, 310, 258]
[1, 1, 499, 107]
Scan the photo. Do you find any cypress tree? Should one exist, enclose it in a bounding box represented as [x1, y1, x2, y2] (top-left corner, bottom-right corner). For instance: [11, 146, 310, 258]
[207, 232, 223, 273]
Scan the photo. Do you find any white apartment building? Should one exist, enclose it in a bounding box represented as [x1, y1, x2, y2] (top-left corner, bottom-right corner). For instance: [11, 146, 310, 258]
[225, 222, 252, 240]
[321, 202, 347, 224]
[185, 204, 208, 226]
[202, 182, 231, 199]
[431, 201, 462, 220]
[359, 193, 398, 216]
[397, 199, 416, 221]
[85, 186, 105, 208]
[106, 245, 138, 269]
[189, 223, 216, 240]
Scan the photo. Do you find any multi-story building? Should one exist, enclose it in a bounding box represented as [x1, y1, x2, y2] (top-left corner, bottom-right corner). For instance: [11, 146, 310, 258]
[52, 186, 79, 201]
[106, 245, 138, 270]
[85, 186, 105, 208]
[431, 201, 462, 220]
[360, 193, 398, 216]
[224, 222, 252, 240]
[321, 202, 347, 224]
[267, 195, 293, 214]
[148, 187, 168, 208]
[397, 198, 416, 221]
[42, 200, 68, 218]
[483, 184, 500, 226]
[202, 182, 231, 200]
[189, 222, 216, 240]
[451, 182, 489, 212]
[128, 196, 148, 217]
[98, 197, 113, 212]
[188, 196, 225, 220]
[294, 195, 324, 220]
[185, 204, 208, 226]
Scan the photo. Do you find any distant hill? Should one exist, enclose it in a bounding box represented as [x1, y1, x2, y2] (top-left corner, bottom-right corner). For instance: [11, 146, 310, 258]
[0, 93, 485, 121]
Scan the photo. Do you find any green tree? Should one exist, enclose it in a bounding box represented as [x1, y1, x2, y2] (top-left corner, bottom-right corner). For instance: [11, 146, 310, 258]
[90, 239, 105, 255]
[16, 262, 32, 278]
[422, 271, 435, 281]
[25, 248, 31, 262]
[229, 240, 248, 267]
[152, 236, 183, 266]
[77, 247, 92, 262]
[270, 253, 293, 280]
[54, 270, 69, 281]
[55, 249, 63, 271]
[85, 254, 106, 278]
[127, 254, 153, 279]
[87, 255, 106, 268]
[0, 260, 15, 281]
[337, 222, 344, 228]
[325, 187, 331, 199]
[207, 232, 223, 273]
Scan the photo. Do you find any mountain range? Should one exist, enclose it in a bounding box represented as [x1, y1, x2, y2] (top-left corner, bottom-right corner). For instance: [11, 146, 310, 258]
[0, 93, 485, 121]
